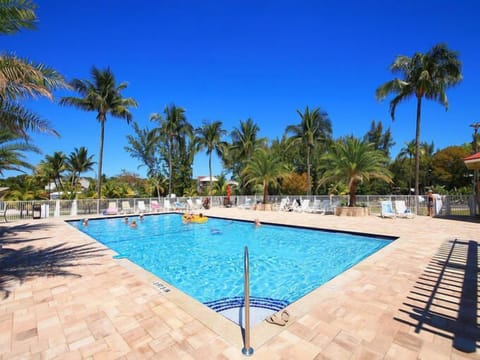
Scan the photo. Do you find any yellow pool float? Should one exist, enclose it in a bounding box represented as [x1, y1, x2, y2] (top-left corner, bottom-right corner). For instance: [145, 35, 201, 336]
[182, 214, 208, 224]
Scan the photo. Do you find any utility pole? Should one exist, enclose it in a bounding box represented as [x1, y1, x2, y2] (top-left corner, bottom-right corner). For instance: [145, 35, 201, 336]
[470, 122, 480, 216]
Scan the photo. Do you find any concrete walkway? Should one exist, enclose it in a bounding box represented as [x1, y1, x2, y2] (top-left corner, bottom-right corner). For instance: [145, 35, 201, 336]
[0, 209, 478, 359]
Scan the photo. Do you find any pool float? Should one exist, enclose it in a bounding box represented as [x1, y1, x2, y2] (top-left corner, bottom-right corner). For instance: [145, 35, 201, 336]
[182, 214, 208, 224]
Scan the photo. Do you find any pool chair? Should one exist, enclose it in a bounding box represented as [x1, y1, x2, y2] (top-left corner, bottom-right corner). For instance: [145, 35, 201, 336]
[380, 201, 396, 218]
[151, 200, 160, 212]
[277, 198, 289, 211]
[163, 199, 172, 211]
[394, 200, 415, 218]
[137, 200, 148, 213]
[121, 201, 133, 214]
[175, 201, 186, 210]
[103, 201, 118, 215]
[294, 199, 310, 212]
[306, 199, 326, 214]
[238, 198, 252, 209]
[195, 198, 203, 209]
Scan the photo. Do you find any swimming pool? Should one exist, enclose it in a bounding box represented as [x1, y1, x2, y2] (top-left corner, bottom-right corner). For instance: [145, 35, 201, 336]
[70, 214, 392, 318]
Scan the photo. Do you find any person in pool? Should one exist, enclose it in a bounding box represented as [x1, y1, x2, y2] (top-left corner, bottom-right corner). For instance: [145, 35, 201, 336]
[254, 218, 261, 227]
[130, 220, 137, 228]
[82, 218, 88, 226]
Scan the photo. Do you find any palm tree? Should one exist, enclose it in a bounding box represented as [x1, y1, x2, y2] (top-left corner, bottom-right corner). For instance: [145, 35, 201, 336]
[0, 0, 36, 34]
[285, 106, 332, 195]
[195, 120, 227, 195]
[150, 104, 192, 196]
[0, 1, 68, 137]
[319, 136, 393, 207]
[227, 118, 266, 191]
[125, 122, 164, 199]
[60, 67, 137, 199]
[398, 140, 417, 193]
[242, 147, 290, 205]
[66, 147, 95, 188]
[0, 130, 40, 175]
[376, 43, 462, 195]
[37, 151, 67, 193]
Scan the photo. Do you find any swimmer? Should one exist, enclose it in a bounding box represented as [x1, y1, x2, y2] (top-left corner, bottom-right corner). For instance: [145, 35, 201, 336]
[82, 218, 88, 226]
[123, 217, 129, 223]
[130, 220, 137, 228]
[254, 218, 261, 227]
[139, 214, 144, 221]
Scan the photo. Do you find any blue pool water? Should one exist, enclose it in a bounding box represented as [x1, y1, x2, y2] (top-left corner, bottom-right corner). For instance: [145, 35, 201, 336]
[70, 214, 391, 311]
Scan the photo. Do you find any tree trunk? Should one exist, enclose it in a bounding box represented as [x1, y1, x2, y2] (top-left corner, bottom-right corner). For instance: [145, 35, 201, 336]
[208, 151, 212, 196]
[415, 96, 422, 195]
[97, 120, 105, 200]
[349, 181, 357, 206]
[168, 136, 173, 196]
[306, 144, 311, 195]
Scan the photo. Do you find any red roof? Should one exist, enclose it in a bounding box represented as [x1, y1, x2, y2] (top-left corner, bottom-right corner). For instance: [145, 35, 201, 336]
[464, 152, 480, 161]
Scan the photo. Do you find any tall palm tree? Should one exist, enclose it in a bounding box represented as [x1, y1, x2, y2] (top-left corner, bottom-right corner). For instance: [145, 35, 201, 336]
[319, 136, 392, 207]
[242, 147, 290, 205]
[60, 67, 137, 199]
[0, 1, 68, 137]
[285, 106, 332, 195]
[125, 122, 164, 199]
[66, 147, 95, 188]
[0, 129, 40, 175]
[150, 104, 192, 196]
[195, 120, 227, 195]
[376, 43, 462, 195]
[227, 118, 266, 190]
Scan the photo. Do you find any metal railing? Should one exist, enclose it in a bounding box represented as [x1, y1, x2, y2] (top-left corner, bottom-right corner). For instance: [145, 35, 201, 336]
[0, 194, 477, 222]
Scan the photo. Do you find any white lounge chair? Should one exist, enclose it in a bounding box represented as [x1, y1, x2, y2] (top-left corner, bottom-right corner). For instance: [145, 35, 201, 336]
[164, 199, 172, 211]
[380, 201, 396, 218]
[121, 201, 133, 214]
[103, 201, 118, 215]
[195, 199, 203, 209]
[186, 199, 194, 210]
[294, 199, 310, 212]
[306, 199, 326, 214]
[278, 198, 289, 211]
[238, 198, 252, 209]
[137, 200, 148, 213]
[394, 200, 414, 218]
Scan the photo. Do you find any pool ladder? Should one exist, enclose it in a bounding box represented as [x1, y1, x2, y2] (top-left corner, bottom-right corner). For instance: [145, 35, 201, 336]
[242, 246, 254, 356]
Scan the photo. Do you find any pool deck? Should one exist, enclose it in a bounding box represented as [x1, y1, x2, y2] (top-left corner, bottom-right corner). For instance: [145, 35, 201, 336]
[0, 209, 479, 359]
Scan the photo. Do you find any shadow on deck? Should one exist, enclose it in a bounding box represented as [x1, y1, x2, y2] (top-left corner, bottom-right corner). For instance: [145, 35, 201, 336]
[395, 238, 479, 353]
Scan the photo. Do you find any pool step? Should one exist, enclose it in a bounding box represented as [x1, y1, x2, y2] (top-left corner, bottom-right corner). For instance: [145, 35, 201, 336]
[204, 296, 289, 312]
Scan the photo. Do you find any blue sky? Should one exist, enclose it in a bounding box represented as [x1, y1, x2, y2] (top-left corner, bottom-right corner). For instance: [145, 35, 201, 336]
[4, 0, 480, 179]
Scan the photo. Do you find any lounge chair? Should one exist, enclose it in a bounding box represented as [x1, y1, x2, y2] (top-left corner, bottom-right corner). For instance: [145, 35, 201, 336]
[186, 199, 194, 210]
[103, 201, 118, 215]
[380, 201, 396, 218]
[294, 199, 310, 212]
[174, 201, 186, 210]
[306, 199, 326, 214]
[121, 201, 133, 214]
[151, 200, 160, 212]
[164, 199, 172, 211]
[394, 200, 414, 218]
[238, 198, 252, 209]
[278, 198, 289, 211]
[137, 200, 148, 213]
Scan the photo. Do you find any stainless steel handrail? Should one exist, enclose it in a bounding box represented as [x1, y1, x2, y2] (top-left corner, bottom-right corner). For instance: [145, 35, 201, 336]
[241, 246, 254, 356]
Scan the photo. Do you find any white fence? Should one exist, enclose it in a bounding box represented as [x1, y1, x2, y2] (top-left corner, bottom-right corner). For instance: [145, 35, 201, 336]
[0, 194, 477, 222]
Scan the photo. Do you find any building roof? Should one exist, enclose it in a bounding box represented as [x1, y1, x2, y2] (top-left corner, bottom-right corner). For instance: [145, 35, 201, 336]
[464, 152, 480, 170]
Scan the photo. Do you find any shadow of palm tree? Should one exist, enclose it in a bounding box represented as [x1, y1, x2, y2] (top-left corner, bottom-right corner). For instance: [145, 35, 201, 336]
[0, 222, 107, 299]
[395, 238, 479, 353]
